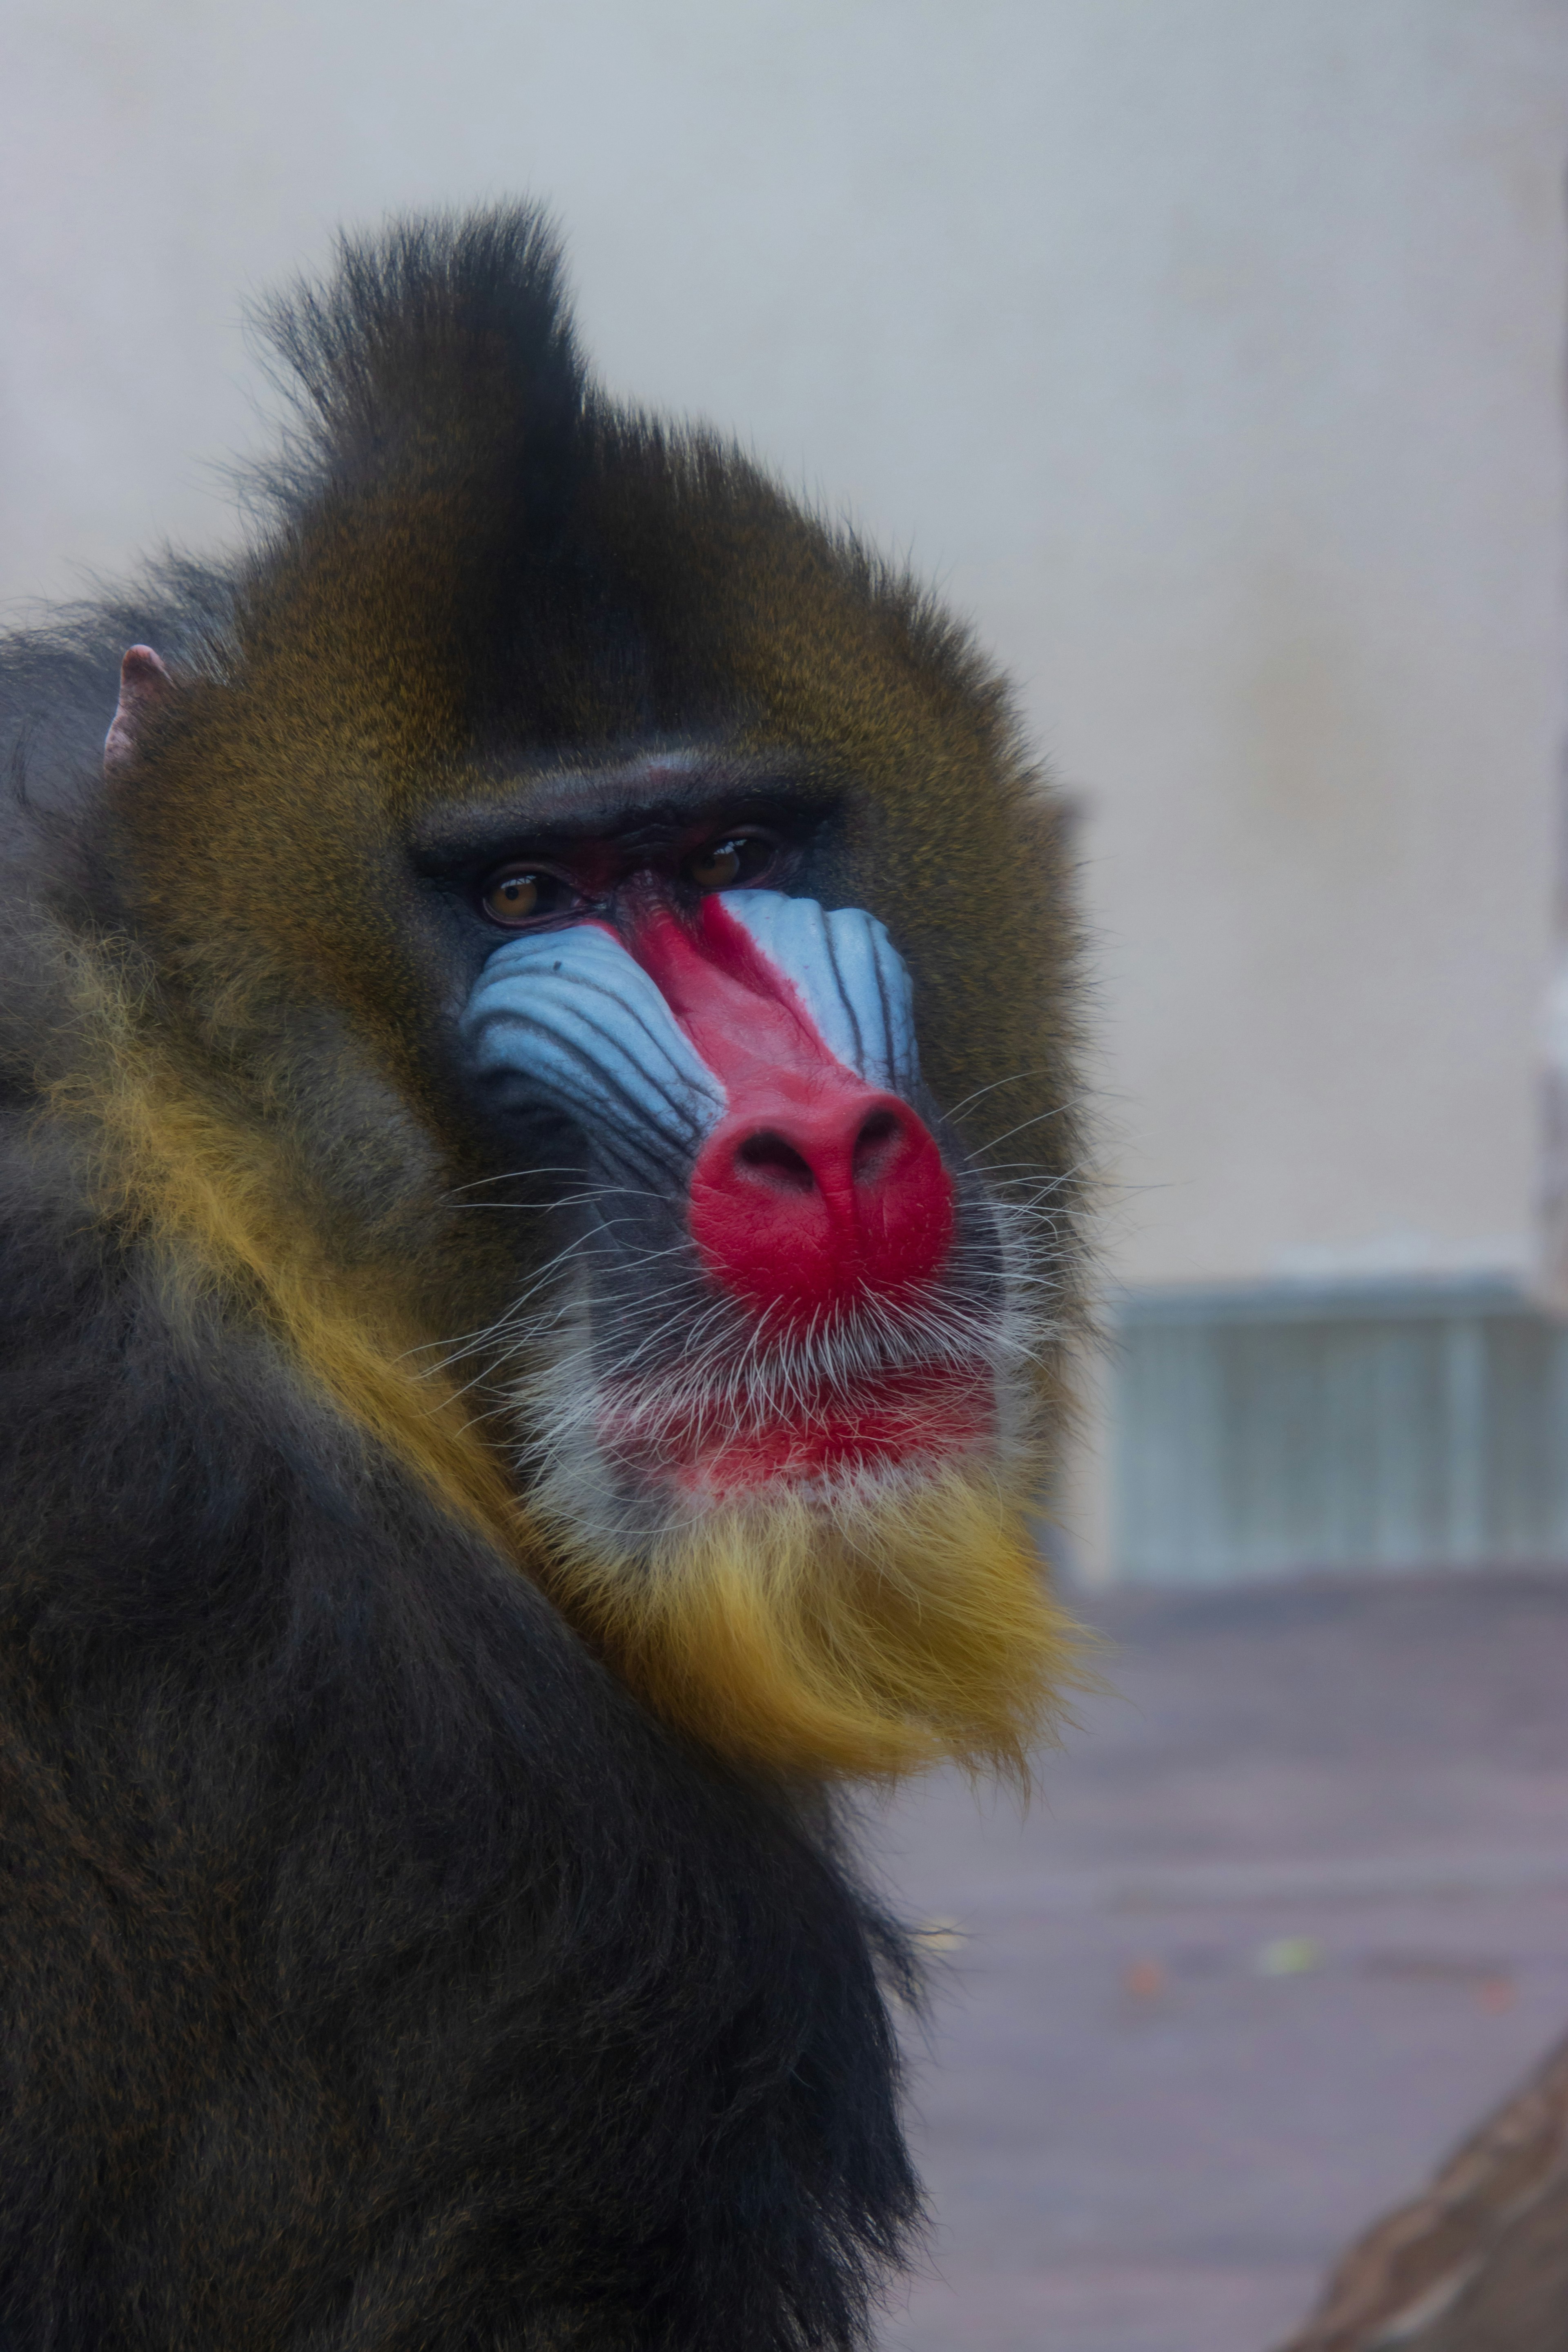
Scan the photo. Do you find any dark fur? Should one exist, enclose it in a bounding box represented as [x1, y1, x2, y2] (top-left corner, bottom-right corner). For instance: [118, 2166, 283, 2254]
[0, 207, 1084, 2348]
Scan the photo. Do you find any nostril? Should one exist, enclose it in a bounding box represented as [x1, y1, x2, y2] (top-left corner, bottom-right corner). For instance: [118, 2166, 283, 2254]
[735, 1130, 817, 1194]
[852, 1108, 903, 1189]
[688, 1091, 956, 1321]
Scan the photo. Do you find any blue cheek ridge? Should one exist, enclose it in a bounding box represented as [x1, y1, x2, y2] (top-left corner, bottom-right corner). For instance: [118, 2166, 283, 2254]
[461, 926, 726, 1183]
[715, 893, 920, 1094]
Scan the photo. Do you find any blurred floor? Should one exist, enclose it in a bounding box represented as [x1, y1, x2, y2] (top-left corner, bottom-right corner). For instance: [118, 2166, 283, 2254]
[868, 1572, 1568, 2352]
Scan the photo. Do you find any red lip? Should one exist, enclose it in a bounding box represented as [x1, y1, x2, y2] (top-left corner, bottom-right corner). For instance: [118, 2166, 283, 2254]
[595, 1363, 995, 1500]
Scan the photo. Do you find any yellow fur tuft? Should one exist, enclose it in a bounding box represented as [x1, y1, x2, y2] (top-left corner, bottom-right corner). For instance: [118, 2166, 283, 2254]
[46, 949, 523, 1564]
[541, 1468, 1088, 1782]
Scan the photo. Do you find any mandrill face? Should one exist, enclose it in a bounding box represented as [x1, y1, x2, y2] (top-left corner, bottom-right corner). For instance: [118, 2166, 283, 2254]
[101, 217, 1087, 1784]
[450, 765, 1008, 1527]
[398, 735, 1084, 1780]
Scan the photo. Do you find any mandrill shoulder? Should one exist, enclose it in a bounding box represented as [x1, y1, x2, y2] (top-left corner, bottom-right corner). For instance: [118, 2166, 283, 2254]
[0, 637, 503, 1567]
[0, 1282, 919, 2345]
[0, 717, 921, 2345]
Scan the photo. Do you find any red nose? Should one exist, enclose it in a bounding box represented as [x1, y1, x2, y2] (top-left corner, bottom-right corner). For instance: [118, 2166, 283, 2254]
[616, 891, 957, 1329]
[688, 1072, 955, 1327]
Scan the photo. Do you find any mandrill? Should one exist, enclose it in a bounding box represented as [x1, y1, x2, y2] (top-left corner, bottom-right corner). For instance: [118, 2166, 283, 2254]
[0, 207, 1087, 2349]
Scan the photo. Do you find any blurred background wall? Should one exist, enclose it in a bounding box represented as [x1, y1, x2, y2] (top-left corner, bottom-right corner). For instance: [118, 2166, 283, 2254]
[5, 0, 1565, 1581]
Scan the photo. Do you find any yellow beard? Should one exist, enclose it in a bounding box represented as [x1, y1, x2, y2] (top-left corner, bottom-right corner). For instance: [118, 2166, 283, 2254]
[539, 1466, 1088, 1782]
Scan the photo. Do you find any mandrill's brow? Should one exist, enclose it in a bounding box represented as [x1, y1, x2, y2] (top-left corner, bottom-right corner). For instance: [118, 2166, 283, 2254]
[406, 756, 837, 875]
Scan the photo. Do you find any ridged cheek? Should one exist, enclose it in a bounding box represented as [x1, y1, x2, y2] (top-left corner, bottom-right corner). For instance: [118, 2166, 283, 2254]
[460, 922, 725, 1184]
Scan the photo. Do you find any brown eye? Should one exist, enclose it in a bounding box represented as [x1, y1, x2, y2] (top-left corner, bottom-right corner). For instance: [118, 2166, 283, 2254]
[481, 868, 561, 925]
[686, 835, 771, 892]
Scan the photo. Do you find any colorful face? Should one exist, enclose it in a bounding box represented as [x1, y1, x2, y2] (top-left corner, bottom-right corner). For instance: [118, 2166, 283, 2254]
[434, 761, 1025, 1550]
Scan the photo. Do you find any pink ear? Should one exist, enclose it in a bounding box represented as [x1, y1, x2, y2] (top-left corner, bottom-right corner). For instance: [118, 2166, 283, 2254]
[104, 646, 176, 777]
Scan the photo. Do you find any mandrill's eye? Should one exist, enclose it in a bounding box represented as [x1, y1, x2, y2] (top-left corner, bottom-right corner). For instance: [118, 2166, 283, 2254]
[479, 866, 571, 926]
[685, 833, 775, 893]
